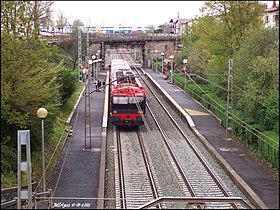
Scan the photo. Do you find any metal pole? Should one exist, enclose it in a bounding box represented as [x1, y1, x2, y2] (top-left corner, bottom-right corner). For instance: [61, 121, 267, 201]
[225, 58, 233, 149]
[78, 30, 82, 82]
[96, 62, 99, 80]
[17, 130, 32, 209]
[171, 61, 174, 84]
[151, 51, 153, 70]
[41, 119, 46, 192]
[161, 56, 164, 75]
[94, 63, 96, 81]
[184, 73, 187, 96]
[91, 63, 94, 81]
[183, 59, 188, 97]
[155, 57, 157, 74]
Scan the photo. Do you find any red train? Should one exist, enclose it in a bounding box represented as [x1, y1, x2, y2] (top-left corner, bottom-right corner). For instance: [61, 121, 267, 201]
[109, 59, 146, 127]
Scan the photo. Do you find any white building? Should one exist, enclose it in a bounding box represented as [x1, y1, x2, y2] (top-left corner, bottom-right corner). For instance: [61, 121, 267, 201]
[169, 18, 192, 35]
[263, 0, 279, 28]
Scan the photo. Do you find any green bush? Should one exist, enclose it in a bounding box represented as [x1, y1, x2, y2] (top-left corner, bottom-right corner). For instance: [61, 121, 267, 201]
[59, 68, 78, 102]
[1, 140, 17, 174]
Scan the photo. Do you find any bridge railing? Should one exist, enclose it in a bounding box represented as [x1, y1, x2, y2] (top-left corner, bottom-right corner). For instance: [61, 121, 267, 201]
[91, 33, 180, 42]
[42, 33, 180, 44]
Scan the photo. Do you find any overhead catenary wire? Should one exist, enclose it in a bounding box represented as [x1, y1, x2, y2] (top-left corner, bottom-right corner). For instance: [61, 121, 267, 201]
[189, 48, 279, 116]
[185, 47, 278, 145]
[186, 73, 278, 146]
[233, 85, 279, 117]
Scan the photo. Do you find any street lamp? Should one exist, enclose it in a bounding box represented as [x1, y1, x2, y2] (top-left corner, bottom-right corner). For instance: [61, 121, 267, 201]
[37, 107, 48, 192]
[183, 59, 188, 96]
[169, 55, 174, 84]
[92, 55, 96, 81]
[161, 52, 164, 76]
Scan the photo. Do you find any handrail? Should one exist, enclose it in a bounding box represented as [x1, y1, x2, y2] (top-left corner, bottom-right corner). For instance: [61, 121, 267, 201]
[137, 196, 252, 209]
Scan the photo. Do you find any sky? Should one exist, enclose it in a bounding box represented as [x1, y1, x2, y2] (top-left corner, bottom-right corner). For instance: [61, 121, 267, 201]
[52, 1, 205, 27]
[52, 1, 274, 27]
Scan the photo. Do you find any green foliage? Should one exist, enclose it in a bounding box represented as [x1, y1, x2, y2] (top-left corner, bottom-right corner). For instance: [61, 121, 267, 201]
[234, 27, 279, 90]
[1, 139, 17, 174]
[181, 1, 266, 88]
[1, 1, 27, 36]
[58, 67, 79, 101]
[1, 1, 82, 187]
[1, 31, 63, 170]
[234, 27, 279, 131]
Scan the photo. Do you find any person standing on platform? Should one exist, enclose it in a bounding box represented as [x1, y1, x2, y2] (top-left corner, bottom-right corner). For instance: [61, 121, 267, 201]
[102, 80, 106, 91]
[97, 80, 101, 92]
[95, 80, 98, 90]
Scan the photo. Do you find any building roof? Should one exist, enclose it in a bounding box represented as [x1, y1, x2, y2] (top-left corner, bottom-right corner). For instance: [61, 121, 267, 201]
[265, 0, 279, 13]
[169, 18, 192, 24]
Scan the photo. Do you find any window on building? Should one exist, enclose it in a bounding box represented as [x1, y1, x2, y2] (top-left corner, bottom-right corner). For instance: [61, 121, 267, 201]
[265, 15, 269, 23]
[273, 14, 279, 23]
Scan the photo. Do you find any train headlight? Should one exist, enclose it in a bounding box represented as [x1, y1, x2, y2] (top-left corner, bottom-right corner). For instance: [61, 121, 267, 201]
[113, 111, 118, 113]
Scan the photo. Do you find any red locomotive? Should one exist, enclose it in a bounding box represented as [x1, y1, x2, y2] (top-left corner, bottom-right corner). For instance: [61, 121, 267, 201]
[109, 59, 146, 127]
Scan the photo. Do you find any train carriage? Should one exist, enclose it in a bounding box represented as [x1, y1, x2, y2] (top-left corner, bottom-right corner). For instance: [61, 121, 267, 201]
[109, 59, 146, 127]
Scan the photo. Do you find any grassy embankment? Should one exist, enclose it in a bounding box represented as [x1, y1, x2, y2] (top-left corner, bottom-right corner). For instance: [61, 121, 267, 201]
[1, 82, 85, 189]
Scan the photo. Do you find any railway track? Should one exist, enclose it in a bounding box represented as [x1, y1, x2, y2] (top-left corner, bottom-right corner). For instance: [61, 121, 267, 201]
[142, 86, 247, 208]
[108, 51, 253, 209]
[115, 127, 162, 209]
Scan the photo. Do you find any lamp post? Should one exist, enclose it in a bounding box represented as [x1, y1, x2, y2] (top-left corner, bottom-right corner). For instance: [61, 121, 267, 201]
[150, 50, 153, 70]
[154, 50, 158, 73]
[169, 55, 174, 84]
[88, 59, 93, 81]
[183, 58, 188, 96]
[37, 107, 48, 192]
[95, 52, 99, 79]
[161, 52, 164, 76]
[92, 54, 96, 81]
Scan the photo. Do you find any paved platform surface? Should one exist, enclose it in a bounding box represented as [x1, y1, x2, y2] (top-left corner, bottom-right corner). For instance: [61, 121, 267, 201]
[48, 75, 106, 209]
[144, 68, 279, 209]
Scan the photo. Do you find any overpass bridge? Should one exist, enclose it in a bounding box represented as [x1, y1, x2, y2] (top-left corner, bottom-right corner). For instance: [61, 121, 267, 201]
[91, 33, 181, 67]
[45, 33, 182, 67]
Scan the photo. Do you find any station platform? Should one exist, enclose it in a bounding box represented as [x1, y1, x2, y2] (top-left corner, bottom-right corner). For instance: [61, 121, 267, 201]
[48, 74, 107, 209]
[143, 68, 279, 209]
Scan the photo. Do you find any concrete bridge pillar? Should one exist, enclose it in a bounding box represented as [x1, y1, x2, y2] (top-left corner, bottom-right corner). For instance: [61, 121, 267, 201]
[141, 46, 145, 67]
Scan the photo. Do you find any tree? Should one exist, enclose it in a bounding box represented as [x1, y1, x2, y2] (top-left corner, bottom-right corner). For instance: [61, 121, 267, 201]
[158, 23, 171, 34]
[234, 27, 279, 131]
[1, 31, 63, 145]
[70, 19, 84, 70]
[23, 1, 54, 38]
[56, 10, 68, 34]
[1, 1, 63, 172]
[1, 1, 27, 37]
[180, 1, 266, 98]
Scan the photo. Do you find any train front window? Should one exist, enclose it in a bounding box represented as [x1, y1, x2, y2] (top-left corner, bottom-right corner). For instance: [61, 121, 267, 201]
[128, 96, 145, 104]
[112, 96, 128, 104]
[112, 96, 146, 113]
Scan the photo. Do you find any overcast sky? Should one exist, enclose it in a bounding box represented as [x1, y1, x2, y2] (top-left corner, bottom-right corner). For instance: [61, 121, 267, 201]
[52, 1, 274, 27]
[52, 1, 205, 27]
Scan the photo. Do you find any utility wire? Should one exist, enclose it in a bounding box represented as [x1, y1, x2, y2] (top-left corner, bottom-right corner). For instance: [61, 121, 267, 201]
[189, 48, 279, 116]
[187, 75, 278, 146]
[233, 85, 279, 116]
